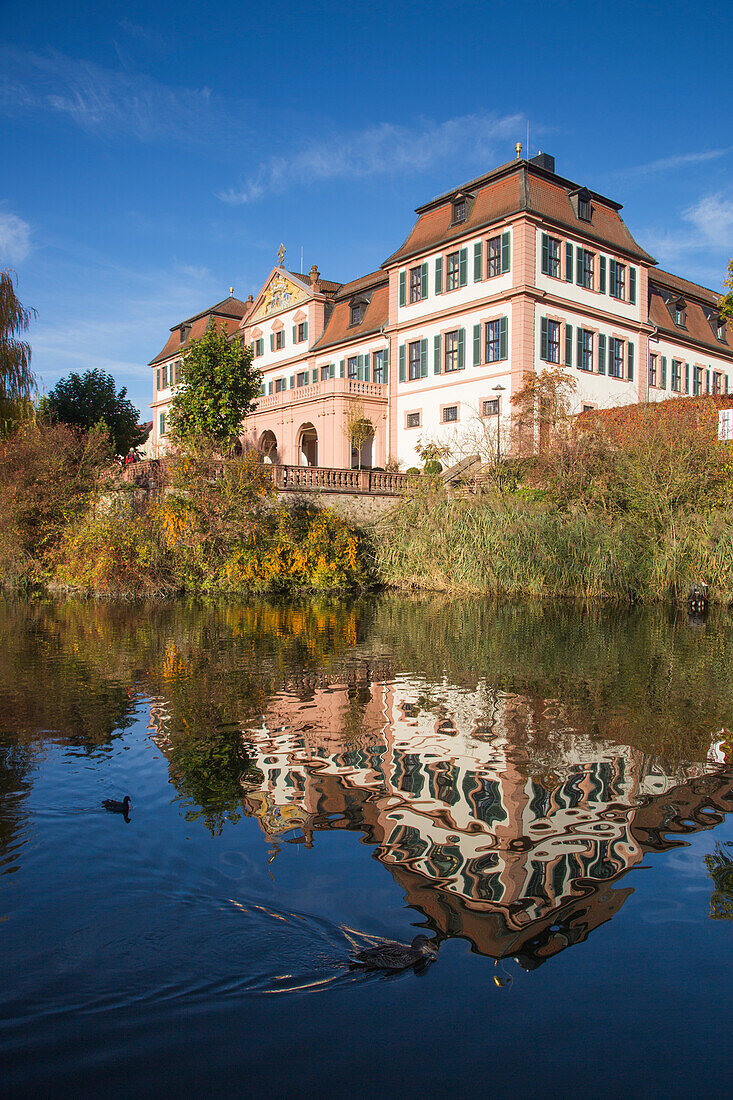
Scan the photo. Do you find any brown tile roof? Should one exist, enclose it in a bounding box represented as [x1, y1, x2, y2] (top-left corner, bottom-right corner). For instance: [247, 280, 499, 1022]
[149, 312, 244, 366]
[181, 295, 249, 325]
[383, 160, 655, 267]
[287, 270, 342, 295]
[650, 268, 723, 306]
[648, 282, 733, 358]
[311, 272, 389, 353]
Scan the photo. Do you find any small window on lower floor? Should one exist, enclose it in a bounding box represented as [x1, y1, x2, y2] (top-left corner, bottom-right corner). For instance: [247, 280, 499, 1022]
[442, 405, 458, 423]
[482, 398, 499, 417]
[713, 371, 722, 395]
[406, 411, 421, 429]
[159, 412, 166, 436]
[582, 404, 594, 413]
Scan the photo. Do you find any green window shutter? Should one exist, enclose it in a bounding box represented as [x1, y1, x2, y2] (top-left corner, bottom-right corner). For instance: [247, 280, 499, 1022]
[304, 321, 308, 340]
[357, 353, 364, 380]
[609, 258, 617, 296]
[364, 351, 370, 382]
[540, 317, 548, 361]
[270, 333, 274, 351]
[268, 381, 273, 395]
[329, 363, 335, 379]
[598, 333, 606, 374]
[685, 362, 690, 394]
[706, 369, 711, 393]
[420, 338, 428, 378]
[577, 327, 583, 369]
[398, 344, 405, 382]
[457, 328, 465, 370]
[565, 243, 573, 282]
[474, 241, 483, 282]
[292, 325, 297, 342]
[312, 368, 318, 384]
[629, 267, 637, 305]
[499, 316, 508, 360]
[289, 375, 295, 389]
[434, 333, 442, 374]
[473, 323, 481, 366]
[435, 256, 443, 294]
[541, 233, 550, 275]
[399, 270, 406, 307]
[726, 375, 729, 394]
[339, 359, 345, 378]
[459, 248, 468, 287]
[565, 323, 573, 367]
[383, 344, 389, 383]
[576, 246, 583, 285]
[501, 231, 510, 273]
[157, 367, 161, 390]
[660, 356, 667, 387]
[627, 341, 634, 381]
[599, 256, 607, 293]
[421, 262, 428, 299]
[259, 382, 265, 396]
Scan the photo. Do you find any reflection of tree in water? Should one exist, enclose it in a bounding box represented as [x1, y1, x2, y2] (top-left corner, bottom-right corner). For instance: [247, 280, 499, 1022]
[705, 842, 733, 919]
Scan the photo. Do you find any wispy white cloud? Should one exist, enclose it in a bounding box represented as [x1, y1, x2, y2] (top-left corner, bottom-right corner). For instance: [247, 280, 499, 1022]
[614, 146, 733, 181]
[641, 191, 733, 288]
[219, 112, 523, 204]
[0, 209, 31, 264]
[0, 46, 227, 143]
[683, 192, 733, 247]
[175, 262, 212, 281]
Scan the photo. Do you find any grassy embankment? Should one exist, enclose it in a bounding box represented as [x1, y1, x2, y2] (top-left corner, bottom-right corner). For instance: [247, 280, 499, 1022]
[376, 396, 733, 603]
[2, 396, 733, 602]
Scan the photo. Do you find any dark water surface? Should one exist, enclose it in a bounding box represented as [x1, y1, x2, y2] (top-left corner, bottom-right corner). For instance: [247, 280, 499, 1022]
[1, 594, 732, 1098]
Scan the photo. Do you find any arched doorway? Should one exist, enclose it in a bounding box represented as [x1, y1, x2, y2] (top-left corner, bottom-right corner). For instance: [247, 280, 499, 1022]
[259, 430, 278, 464]
[298, 424, 318, 467]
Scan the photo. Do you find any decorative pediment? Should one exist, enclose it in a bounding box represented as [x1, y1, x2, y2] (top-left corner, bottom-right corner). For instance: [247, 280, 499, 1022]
[272, 319, 285, 332]
[250, 268, 307, 323]
[251, 326, 263, 339]
[293, 308, 307, 322]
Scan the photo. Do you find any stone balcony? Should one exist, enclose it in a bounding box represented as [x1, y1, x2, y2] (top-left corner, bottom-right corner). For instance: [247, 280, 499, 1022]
[254, 376, 388, 412]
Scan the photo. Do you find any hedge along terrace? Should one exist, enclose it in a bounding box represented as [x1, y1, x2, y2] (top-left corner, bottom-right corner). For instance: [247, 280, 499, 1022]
[376, 387, 733, 603]
[0, 427, 373, 596]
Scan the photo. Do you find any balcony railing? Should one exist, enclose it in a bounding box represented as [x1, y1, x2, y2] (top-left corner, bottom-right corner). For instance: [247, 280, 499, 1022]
[255, 376, 388, 411]
[116, 458, 409, 495]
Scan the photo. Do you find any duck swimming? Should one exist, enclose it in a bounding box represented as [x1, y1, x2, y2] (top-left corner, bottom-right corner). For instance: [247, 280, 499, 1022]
[102, 796, 132, 821]
[350, 935, 436, 972]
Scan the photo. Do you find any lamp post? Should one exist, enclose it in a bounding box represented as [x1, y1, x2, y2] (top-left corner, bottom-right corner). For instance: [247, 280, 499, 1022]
[492, 384, 506, 463]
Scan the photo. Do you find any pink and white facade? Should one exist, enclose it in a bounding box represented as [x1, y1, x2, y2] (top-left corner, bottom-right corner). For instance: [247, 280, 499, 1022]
[149, 149, 733, 466]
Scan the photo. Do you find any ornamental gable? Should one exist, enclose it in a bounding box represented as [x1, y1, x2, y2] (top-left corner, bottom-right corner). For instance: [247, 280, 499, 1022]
[250, 268, 309, 324]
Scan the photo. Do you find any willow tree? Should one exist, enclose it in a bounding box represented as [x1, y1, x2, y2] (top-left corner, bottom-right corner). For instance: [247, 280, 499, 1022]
[0, 270, 36, 431]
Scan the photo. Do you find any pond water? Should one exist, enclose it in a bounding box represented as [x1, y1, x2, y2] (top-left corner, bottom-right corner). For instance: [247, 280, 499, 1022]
[1, 594, 732, 1098]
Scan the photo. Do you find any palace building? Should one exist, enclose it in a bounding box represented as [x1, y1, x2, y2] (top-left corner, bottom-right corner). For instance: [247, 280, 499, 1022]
[149, 147, 733, 468]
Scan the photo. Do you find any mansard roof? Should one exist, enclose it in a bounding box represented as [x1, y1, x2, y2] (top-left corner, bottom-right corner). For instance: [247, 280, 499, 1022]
[383, 158, 655, 268]
[311, 270, 389, 353]
[149, 295, 248, 366]
[287, 270, 342, 296]
[649, 271, 732, 357]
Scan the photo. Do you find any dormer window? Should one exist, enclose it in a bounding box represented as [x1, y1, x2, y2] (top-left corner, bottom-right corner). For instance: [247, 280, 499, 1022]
[674, 298, 687, 327]
[717, 316, 727, 342]
[574, 188, 593, 222]
[453, 199, 466, 224]
[179, 324, 190, 344]
[350, 302, 363, 327]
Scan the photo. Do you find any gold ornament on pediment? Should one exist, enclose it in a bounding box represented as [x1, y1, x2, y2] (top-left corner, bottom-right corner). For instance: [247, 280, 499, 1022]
[253, 272, 306, 321]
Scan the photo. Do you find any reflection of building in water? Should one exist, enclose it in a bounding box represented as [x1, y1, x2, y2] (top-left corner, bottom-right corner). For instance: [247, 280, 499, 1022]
[236, 674, 733, 965]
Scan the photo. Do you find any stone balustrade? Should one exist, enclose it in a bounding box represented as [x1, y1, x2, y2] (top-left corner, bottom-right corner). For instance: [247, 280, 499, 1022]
[256, 375, 387, 410]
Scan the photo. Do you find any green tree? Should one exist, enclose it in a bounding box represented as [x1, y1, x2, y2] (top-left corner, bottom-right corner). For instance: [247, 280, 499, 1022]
[43, 369, 147, 457]
[719, 258, 733, 323]
[343, 401, 375, 470]
[0, 270, 36, 433]
[169, 322, 261, 450]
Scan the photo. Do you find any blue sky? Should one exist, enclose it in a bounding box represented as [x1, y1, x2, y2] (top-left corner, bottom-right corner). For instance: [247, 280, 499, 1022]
[2, 0, 732, 418]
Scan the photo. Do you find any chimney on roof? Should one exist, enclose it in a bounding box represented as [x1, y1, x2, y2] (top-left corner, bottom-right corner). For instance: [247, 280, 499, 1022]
[309, 264, 319, 289]
[515, 142, 522, 159]
[529, 152, 555, 173]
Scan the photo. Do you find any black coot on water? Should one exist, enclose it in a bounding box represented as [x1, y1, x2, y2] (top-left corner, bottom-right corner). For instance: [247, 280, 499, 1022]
[350, 935, 436, 972]
[102, 795, 132, 822]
